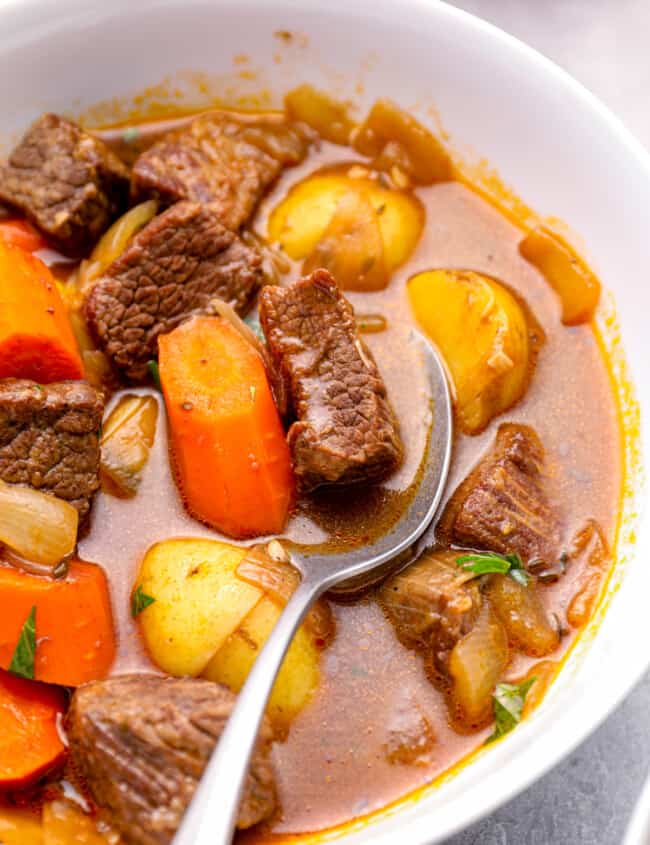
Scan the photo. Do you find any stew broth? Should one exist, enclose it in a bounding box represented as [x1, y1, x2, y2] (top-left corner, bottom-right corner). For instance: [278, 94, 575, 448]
[67, 129, 622, 838]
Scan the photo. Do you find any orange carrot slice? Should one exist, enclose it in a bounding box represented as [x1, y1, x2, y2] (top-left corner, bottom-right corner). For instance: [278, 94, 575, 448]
[159, 316, 294, 539]
[0, 559, 115, 686]
[0, 669, 66, 790]
[0, 241, 83, 382]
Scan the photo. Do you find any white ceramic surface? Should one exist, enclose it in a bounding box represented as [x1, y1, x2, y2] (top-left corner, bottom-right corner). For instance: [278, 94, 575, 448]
[0, 1, 648, 842]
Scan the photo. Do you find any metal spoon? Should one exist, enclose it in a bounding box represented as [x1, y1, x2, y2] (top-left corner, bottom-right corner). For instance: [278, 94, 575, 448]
[173, 329, 453, 845]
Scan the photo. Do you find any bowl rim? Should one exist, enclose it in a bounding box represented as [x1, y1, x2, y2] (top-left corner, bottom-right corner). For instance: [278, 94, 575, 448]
[0, 0, 649, 842]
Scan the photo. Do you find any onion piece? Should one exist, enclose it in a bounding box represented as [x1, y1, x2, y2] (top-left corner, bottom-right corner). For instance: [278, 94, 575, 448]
[0, 479, 78, 568]
[448, 602, 509, 730]
[485, 574, 559, 657]
[237, 544, 334, 644]
[76, 200, 158, 295]
[100, 394, 158, 498]
[208, 298, 268, 360]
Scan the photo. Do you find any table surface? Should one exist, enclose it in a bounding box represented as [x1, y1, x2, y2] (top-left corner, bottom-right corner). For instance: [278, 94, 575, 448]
[444, 2, 649, 843]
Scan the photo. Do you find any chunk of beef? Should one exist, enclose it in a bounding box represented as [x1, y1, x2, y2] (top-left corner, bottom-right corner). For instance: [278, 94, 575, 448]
[84, 201, 264, 381]
[131, 112, 311, 231]
[379, 550, 481, 671]
[259, 269, 402, 490]
[66, 675, 277, 844]
[0, 114, 130, 256]
[0, 379, 103, 523]
[439, 423, 561, 566]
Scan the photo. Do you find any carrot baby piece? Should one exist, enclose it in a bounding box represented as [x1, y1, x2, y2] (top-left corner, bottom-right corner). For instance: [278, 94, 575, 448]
[0, 669, 66, 790]
[159, 316, 294, 538]
[0, 559, 115, 686]
[0, 240, 83, 381]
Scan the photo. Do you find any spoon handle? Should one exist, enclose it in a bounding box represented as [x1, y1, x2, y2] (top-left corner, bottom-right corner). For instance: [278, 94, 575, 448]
[173, 575, 326, 845]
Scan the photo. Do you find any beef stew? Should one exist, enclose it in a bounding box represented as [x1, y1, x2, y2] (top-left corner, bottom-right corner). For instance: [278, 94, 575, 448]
[0, 86, 621, 843]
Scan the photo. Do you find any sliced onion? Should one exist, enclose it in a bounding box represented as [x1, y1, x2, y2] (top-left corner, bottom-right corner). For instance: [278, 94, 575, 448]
[448, 603, 509, 729]
[100, 394, 158, 498]
[485, 574, 559, 657]
[237, 543, 335, 644]
[209, 298, 268, 359]
[0, 479, 78, 568]
[76, 200, 158, 295]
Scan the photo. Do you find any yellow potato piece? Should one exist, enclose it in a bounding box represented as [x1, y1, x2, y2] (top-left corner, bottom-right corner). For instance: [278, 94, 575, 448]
[42, 801, 112, 845]
[135, 538, 264, 677]
[267, 171, 423, 280]
[408, 269, 531, 434]
[303, 189, 389, 291]
[0, 805, 42, 845]
[285, 84, 356, 146]
[203, 595, 321, 728]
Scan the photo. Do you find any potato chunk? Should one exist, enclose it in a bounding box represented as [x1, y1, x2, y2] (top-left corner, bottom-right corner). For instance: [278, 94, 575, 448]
[267, 169, 423, 290]
[285, 85, 356, 146]
[202, 595, 321, 728]
[408, 269, 532, 434]
[352, 99, 452, 185]
[134, 538, 264, 676]
[42, 800, 112, 845]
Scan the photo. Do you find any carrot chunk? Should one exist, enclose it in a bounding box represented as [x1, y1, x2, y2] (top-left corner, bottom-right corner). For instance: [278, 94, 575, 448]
[0, 241, 83, 382]
[159, 316, 294, 539]
[0, 669, 66, 790]
[0, 219, 47, 253]
[0, 559, 115, 686]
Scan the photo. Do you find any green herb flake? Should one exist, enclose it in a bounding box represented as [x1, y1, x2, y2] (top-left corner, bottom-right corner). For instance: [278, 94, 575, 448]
[147, 360, 162, 392]
[122, 126, 140, 144]
[486, 678, 536, 744]
[456, 551, 531, 586]
[131, 585, 156, 618]
[9, 606, 37, 680]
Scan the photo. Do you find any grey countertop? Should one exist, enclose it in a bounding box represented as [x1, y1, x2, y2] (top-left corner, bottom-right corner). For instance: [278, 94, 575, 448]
[445, 2, 649, 843]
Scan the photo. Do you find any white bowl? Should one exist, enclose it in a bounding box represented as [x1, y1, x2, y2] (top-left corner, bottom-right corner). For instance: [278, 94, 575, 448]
[1, 1, 649, 842]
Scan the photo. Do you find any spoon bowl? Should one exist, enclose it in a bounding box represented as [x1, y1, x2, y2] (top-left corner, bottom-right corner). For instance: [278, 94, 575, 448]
[174, 328, 453, 845]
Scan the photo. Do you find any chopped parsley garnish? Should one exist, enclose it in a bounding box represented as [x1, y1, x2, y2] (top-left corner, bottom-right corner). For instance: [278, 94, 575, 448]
[9, 606, 37, 679]
[456, 551, 530, 586]
[486, 678, 536, 744]
[147, 360, 162, 392]
[131, 585, 156, 618]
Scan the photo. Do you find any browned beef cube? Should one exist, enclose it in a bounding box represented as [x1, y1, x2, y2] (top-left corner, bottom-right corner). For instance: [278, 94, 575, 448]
[259, 270, 403, 491]
[131, 113, 311, 231]
[439, 423, 562, 566]
[66, 675, 277, 843]
[0, 114, 130, 256]
[84, 201, 264, 381]
[379, 550, 481, 671]
[0, 379, 103, 523]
